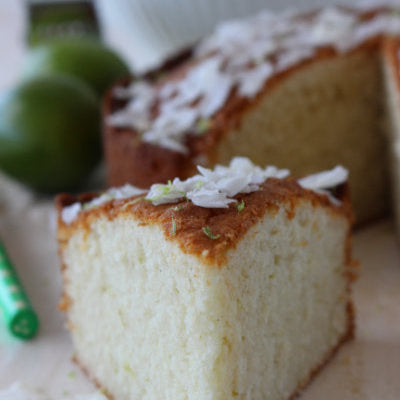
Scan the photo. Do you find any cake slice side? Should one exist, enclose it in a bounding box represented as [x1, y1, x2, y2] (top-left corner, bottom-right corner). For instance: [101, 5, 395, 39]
[213, 44, 388, 224]
[59, 215, 235, 400]
[211, 199, 353, 400]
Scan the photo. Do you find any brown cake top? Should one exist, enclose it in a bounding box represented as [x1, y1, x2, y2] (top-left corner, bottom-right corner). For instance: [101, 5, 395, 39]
[57, 158, 352, 265]
[106, 5, 400, 154]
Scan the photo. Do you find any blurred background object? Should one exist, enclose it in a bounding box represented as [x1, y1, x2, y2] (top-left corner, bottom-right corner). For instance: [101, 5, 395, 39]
[0, 0, 130, 193]
[96, 0, 360, 71]
[0, 74, 101, 192]
[0, 0, 386, 88]
[27, 0, 101, 46]
[22, 38, 130, 96]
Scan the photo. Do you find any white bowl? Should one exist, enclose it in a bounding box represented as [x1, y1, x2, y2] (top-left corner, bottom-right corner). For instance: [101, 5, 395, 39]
[97, 0, 355, 71]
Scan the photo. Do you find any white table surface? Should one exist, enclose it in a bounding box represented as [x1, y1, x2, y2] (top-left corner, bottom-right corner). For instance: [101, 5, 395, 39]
[0, 1, 400, 399]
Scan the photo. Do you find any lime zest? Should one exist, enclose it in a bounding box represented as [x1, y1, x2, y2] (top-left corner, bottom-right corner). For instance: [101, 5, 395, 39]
[195, 180, 205, 190]
[171, 216, 177, 236]
[237, 200, 245, 212]
[146, 180, 185, 202]
[82, 203, 92, 211]
[202, 226, 220, 240]
[121, 196, 146, 209]
[195, 118, 212, 134]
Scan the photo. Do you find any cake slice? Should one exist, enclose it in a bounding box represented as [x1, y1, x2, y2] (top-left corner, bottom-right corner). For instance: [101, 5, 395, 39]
[56, 158, 354, 400]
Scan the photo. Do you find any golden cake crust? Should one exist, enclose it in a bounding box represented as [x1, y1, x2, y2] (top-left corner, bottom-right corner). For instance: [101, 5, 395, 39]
[56, 179, 352, 266]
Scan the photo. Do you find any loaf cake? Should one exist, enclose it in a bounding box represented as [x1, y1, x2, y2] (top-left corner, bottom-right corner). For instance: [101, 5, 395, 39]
[104, 3, 400, 226]
[56, 157, 354, 400]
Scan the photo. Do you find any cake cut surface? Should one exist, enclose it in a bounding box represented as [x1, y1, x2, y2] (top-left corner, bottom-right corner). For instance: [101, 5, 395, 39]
[57, 158, 354, 400]
[382, 36, 400, 236]
[103, 3, 400, 225]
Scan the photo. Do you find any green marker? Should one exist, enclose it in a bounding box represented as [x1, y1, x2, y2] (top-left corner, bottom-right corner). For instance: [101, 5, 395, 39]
[0, 241, 39, 339]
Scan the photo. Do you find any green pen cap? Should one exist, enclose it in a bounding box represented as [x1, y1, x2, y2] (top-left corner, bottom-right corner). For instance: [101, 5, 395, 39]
[0, 241, 39, 339]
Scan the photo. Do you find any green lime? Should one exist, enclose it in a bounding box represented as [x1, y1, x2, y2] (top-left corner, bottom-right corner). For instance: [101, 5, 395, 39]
[22, 38, 130, 97]
[0, 74, 101, 193]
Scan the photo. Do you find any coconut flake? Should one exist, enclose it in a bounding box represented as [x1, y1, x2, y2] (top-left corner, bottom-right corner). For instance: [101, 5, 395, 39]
[61, 202, 82, 225]
[199, 73, 232, 117]
[60, 185, 147, 224]
[346, 14, 400, 50]
[188, 188, 237, 208]
[113, 81, 155, 101]
[308, 7, 357, 48]
[145, 181, 186, 205]
[275, 48, 315, 72]
[110, 184, 148, 199]
[107, 82, 155, 131]
[85, 185, 147, 209]
[298, 165, 349, 191]
[237, 63, 274, 98]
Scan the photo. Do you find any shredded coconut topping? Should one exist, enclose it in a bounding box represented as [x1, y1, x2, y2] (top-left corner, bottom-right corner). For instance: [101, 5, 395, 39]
[146, 157, 290, 207]
[61, 158, 348, 224]
[298, 165, 349, 190]
[298, 165, 349, 205]
[61, 202, 82, 225]
[61, 184, 146, 225]
[107, 4, 400, 153]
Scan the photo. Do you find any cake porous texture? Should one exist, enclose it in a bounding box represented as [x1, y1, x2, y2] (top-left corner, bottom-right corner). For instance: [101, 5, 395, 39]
[57, 158, 355, 400]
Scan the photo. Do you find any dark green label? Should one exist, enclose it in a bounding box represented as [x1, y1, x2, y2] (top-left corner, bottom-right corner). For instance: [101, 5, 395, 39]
[26, 0, 101, 46]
